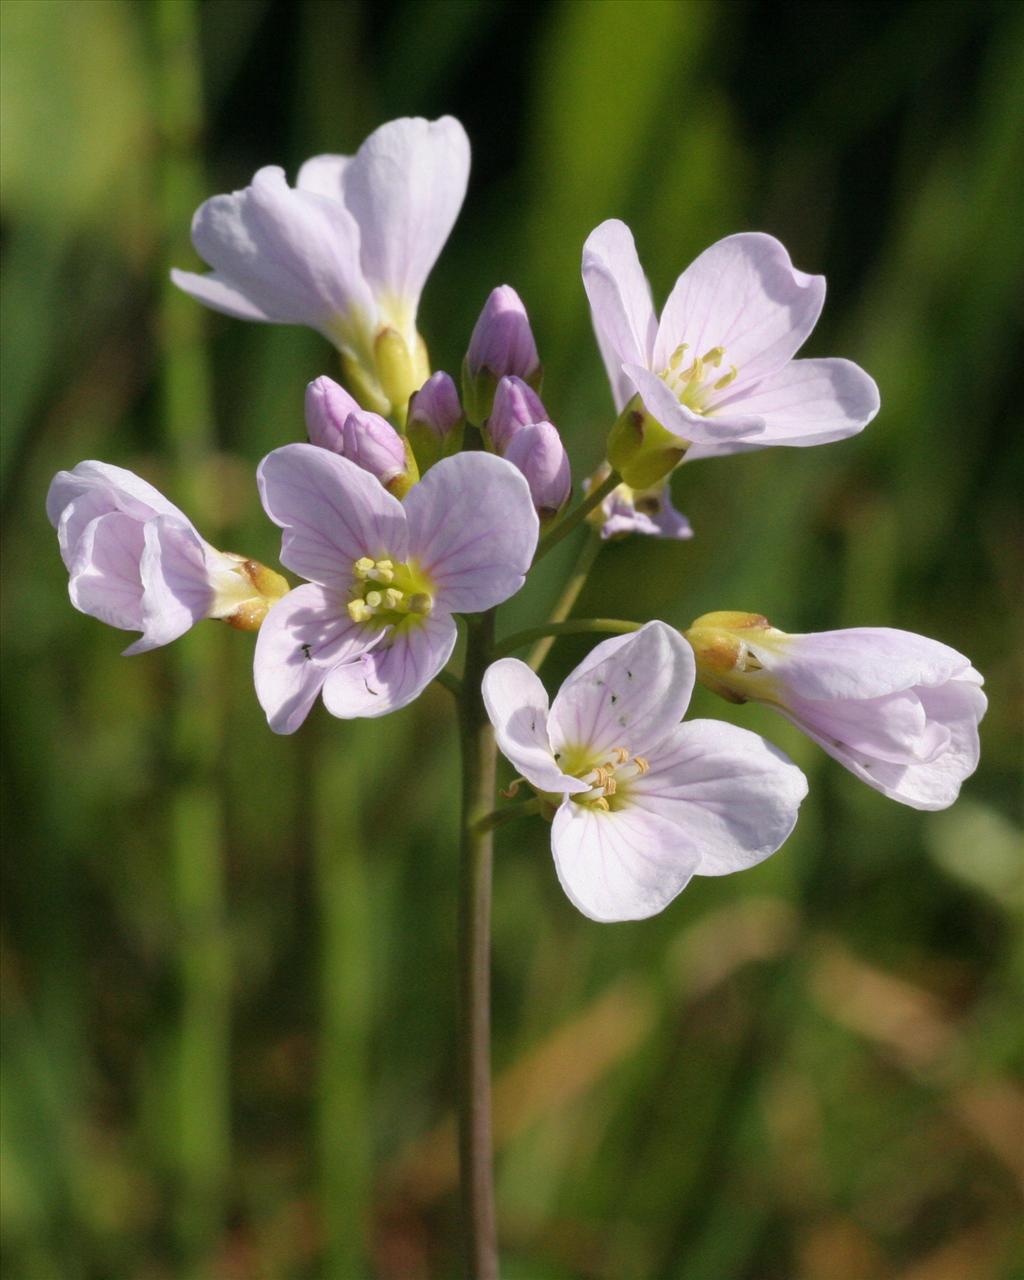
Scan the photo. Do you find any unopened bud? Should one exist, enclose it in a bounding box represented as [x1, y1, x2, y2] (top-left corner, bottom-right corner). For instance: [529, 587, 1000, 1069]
[340, 408, 419, 497]
[407, 371, 465, 471]
[462, 285, 541, 425]
[487, 376, 547, 453]
[305, 375, 362, 452]
[502, 421, 571, 523]
[607, 396, 687, 489]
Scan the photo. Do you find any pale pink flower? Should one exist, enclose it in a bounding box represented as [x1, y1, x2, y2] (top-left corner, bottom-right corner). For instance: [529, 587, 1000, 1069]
[686, 613, 986, 810]
[587, 469, 693, 542]
[582, 220, 879, 461]
[483, 623, 807, 922]
[47, 461, 287, 653]
[305, 375, 414, 495]
[255, 445, 537, 731]
[172, 116, 470, 412]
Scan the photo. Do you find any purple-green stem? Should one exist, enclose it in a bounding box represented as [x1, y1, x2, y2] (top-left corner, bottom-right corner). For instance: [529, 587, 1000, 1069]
[528, 529, 604, 671]
[493, 617, 642, 661]
[532, 468, 619, 563]
[457, 610, 500, 1277]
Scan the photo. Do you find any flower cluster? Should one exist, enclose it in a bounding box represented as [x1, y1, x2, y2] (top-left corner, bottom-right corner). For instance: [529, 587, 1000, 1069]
[48, 115, 985, 922]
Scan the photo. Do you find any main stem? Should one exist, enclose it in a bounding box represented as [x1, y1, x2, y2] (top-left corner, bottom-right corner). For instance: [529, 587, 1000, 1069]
[457, 610, 499, 1278]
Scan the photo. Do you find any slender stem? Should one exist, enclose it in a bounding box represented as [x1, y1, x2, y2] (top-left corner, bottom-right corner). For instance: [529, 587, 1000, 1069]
[474, 797, 541, 834]
[528, 530, 603, 672]
[493, 618, 642, 661]
[436, 668, 463, 697]
[457, 611, 500, 1278]
[533, 469, 619, 563]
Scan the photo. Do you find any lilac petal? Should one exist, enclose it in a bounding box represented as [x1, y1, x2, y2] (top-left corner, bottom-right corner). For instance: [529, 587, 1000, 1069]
[488, 376, 548, 452]
[183, 166, 376, 339]
[305, 375, 363, 452]
[628, 720, 807, 876]
[254, 583, 380, 734]
[169, 269, 274, 323]
[599, 482, 693, 542]
[47, 459, 190, 531]
[785, 689, 948, 765]
[687, 358, 880, 460]
[258, 443, 408, 587]
[548, 622, 695, 761]
[789, 679, 986, 812]
[465, 286, 540, 383]
[322, 613, 457, 719]
[67, 511, 145, 631]
[502, 422, 571, 518]
[342, 117, 470, 320]
[752, 628, 976, 700]
[551, 801, 701, 922]
[126, 517, 212, 655]
[481, 659, 587, 795]
[582, 220, 658, 412]
[624, 363, 766, 445]
[653, 232, 826, 394]
[404, 453, 537, 612]
[296, 153, 352, 201]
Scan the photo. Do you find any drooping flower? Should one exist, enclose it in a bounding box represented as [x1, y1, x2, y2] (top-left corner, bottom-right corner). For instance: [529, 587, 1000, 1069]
[407, 370, 465, 471]
[47, 461, 289, 653]
[485, 376, 570, 521]
[255, 445, 538, 731]
[685, 612, 986, 811]
[582, 221, 880, 487]
[305, 376, 417, 496]
[585, 466, 693, 542]
[462, 285, 541, 424]
[482, 623, 808, 921]
[172, 116, 471, 417]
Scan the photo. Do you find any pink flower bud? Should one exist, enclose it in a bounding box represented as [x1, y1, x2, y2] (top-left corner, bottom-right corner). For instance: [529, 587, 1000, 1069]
[305, 375, 361, 453]
[463, 285, 541, 423]
[502, 421, 571, 521]
[408, 371, 463, 440]
[487, 375, 547, 452]
[340, 409, 409, 489]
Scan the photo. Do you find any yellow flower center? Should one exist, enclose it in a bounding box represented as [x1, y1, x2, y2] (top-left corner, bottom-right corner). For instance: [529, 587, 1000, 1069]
[659, 343, 738, 414]
[557, 744, 651, 813]
[347, 556, 434, 629]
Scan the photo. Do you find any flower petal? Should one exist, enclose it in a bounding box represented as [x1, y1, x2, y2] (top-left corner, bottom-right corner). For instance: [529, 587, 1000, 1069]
[627, 720, 807, 876]
[296, 153, 352, 201]
[183, 166, 376, 340]
[125, 517, 212, 655]
[47, 459, 190, 532]
[254, 583, 380, 734]
[686, 357, 880, 460]
[482, 659, 587, 795]
[551, 801, 702, 921]
[624, 364, 766, 445]
[322, 614, 457, 719]
[257, 443, 408, 587]
[404, 453, 538, 612]
[653, 233, 825, 393]
[548, 622, 695, 761]
[599, 481, 694, 542]
[169, 269, 274, 323]
[582, 220, 658, 412]
[342, 117, 470, 327]
[67, 511, 145, 631]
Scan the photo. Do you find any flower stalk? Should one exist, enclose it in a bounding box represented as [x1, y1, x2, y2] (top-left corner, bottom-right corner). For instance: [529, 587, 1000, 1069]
[532, 467, 620, 562]
[457, 610, 500, 1278]
[494, 617, 641, 661]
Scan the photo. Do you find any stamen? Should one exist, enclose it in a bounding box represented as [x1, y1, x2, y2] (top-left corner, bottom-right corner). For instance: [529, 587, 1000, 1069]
[593, 796, 610, 812]
[612, 747, 630, 764]
[634, 756, 650, 776]
[713, 366, 738, 391]
[702, 346, 725, 368]
[383, 588, 405, 611]
[348, 599, 373, 623]
[408, 593, 432, 615]
[354, 556, 375, 579]
[500, 778, 524, 799]
[365, 590, 383, 609]
[669, 343, 689, 371]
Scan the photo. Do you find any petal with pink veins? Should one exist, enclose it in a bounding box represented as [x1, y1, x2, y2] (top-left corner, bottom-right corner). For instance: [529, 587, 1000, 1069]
[582, 220, 659, 412]
[482, 659, 587, 796]
[322, 613, 457, 720]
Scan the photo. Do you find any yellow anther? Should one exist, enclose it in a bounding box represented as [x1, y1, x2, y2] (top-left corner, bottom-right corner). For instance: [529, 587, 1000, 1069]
[348, 599, 373, 623]
[354, 556, 376, 579]
[612, 747, 630, 764]
[603, 776, 617, 796]
[688, 355, 705, 384]
[713, 365, 738, 391]
[383, 588, 405, 611]
[634, 756, 650, 776]
[702, 346, 725, 368]
[365, 590, 383, 609]
[669, 343, 689, 371]
[376, 559, 393, 573]
[594, 796, 610, 812]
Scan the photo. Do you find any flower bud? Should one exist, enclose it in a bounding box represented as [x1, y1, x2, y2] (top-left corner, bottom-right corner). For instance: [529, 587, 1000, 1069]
[487, 375, 547, 453]
[340, 408, 419, 497]
[462, 285, 541, 425]
[305, 376, 362, 453]
[503, 421, 571, 522]
[407, 371, 465, 471]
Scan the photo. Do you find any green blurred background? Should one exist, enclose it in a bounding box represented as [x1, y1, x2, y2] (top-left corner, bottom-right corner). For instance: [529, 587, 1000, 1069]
[2, 0, 1022, 1276]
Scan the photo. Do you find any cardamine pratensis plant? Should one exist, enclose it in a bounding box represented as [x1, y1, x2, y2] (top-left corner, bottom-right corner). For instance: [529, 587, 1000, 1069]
[48, 115, 985, 1278]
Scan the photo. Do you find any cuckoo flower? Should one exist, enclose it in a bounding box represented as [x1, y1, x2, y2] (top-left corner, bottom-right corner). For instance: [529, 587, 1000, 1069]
[255, 445, 538, 731]
[486, 377, 570, 521]
[686, 612, 986, 810]
[172, 116, 471, 415]
[47, 461, 288, 653]
[407, 370, 465, 471]
[463, 285, 541, 424]
[586, 466, 693, 542]
[305, 375, 416, 496]
[483, 623, 807, 921]
[582, 221, 880, 486]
